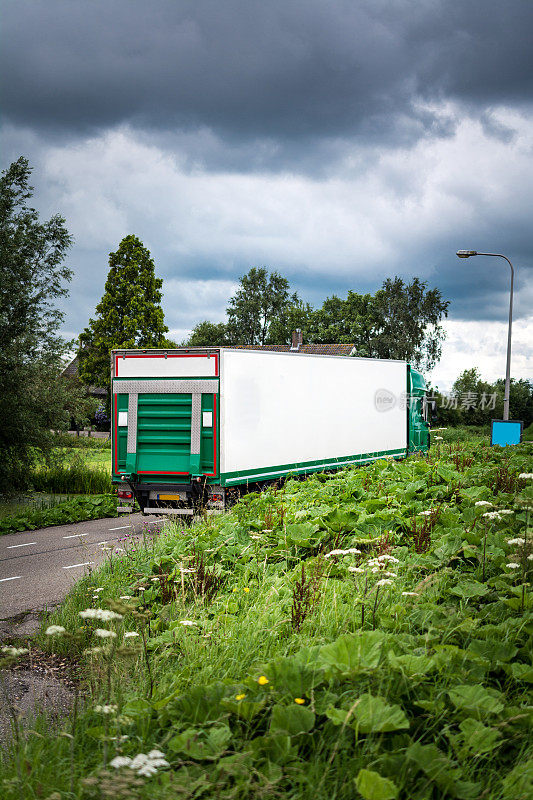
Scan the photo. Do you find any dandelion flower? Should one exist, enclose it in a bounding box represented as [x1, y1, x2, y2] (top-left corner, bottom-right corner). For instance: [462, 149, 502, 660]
[45, 625, 66, 636]
[243, 587, 250, 593]
[124, 631, 140, 638]
[232, 587, 238, 592]
[257, 675, 269, 685]
[294, 698, 305, 704]
[475, 501, 493, 507]
[94, 628, 117, 638]
[507, 563, 520, 569]
[235, 693, 246, 700]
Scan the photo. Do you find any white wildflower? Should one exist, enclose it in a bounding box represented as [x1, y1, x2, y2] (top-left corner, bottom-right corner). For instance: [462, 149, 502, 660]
[110, 756, 132, 768]
[94, 628, 117, 638]
[499, 510, 514, 515]
[150, 577, 159, 582]
[401, 591, 419, 597]
[179, 568, 195, 574]
[507, 538, 525, 546]
[375, 578, 393, 587]
[418, 510, 433, 516]
[147, 750, 166, 759]
[45, 625, 66, 636]
[348, 566, 365, 573]
[475, 501, 493, 507]
[1, 646, 28, 657]
[518, 473, 533, 479]
[434, 436, 443, 440]
[124, 631, 140, 638]
[179, 620, 198, 627]
[483, 511, 502, 520]
[95, 704, 117, 714]
[94, 587, 104, 593]
[378, 554, 399, 563]
[250, 534, 262, 540]
[137, 587, 146, 591]
[325, 548, 361, 558]
[383, 571, 397, 578]
[83, 647, 103, 655]
[79, 608, 123, 621]
[120, 595, 132, 600]
[507, 563, 520, 569]
[371, 567, 381, 573]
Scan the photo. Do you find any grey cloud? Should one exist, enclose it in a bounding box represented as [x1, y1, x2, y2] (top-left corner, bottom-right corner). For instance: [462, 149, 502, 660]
[2, 0, 533, 160]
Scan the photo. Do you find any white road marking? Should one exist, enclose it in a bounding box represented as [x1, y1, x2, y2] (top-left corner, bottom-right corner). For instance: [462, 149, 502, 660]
[108, 525, 131, 531]
[147, 519, 166, 524]
[62, 561, 94, 570]
[6, 542, 37, 549]
[63, 533, 88, 539]
[0, 575, 22, 582]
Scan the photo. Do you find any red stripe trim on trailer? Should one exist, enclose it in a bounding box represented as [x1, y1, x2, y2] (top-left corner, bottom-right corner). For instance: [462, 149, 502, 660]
[113, 394, 118, 474]
[115, 352, 219, 377]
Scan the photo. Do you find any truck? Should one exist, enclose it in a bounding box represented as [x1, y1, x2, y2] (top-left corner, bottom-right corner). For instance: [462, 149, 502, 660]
[111, 347, 429, 515]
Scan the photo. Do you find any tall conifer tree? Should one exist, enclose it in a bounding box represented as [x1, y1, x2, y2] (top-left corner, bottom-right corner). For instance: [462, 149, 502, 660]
[78, 235, 169, 400]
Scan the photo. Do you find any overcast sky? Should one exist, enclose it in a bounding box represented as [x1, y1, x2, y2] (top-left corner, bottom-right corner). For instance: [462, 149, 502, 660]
[2, 0, 532, 389]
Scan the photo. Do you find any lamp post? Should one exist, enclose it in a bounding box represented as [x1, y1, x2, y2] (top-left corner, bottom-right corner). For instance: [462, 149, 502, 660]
[456, 250, 515, 420]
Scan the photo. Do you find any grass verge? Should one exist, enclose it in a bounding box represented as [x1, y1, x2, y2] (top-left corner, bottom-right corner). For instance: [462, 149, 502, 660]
[1, 437, 532, 799]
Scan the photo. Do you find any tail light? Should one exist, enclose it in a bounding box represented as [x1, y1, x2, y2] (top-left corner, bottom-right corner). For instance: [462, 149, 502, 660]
[210, 493, 224, 502]
[118, 489, 133, 500]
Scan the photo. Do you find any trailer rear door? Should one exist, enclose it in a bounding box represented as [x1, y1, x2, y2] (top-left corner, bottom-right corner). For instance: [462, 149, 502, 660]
[111, 352, 219, 480]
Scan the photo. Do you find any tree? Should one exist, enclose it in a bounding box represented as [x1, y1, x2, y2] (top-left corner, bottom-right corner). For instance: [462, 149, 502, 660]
[78, 235, 169, 400]
[185, 320, 229, 347]
[266, 299, 314, 345]
[311, 278, 449, 370]
[0, 157, 75, 491]
[225, 267, 299, 345]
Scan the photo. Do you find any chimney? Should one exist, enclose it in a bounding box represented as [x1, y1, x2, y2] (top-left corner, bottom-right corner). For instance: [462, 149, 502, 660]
[290, 329, 303, 351]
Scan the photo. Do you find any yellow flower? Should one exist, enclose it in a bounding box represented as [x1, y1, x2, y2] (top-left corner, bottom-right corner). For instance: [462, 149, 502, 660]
[257, 675, 269, 685]
[294, 697, 305, 705]
[243, 587, 250, 593]
[232, 587, 238, 592]
[235, 693, 246, 701]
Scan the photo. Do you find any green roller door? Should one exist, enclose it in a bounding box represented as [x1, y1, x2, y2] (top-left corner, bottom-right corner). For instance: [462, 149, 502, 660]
[112, 379, 218, 479]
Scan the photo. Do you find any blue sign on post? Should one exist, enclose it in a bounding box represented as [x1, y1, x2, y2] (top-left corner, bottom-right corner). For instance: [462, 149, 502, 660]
[491, 420, 523, 447]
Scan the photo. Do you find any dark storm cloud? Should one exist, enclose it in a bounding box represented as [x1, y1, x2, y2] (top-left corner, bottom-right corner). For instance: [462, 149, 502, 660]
[2, 0, 533, 153]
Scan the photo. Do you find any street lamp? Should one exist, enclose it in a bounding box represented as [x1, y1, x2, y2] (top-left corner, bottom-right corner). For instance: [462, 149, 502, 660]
[456, 250, 515, 420]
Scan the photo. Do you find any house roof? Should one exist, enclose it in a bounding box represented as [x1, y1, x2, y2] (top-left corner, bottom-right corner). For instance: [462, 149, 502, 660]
[228, 343, 356, 356]
[61, 356, 107, 396]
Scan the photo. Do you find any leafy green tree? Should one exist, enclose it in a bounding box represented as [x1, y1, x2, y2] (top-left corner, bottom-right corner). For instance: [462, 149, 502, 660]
[370, 277, 449, 369]
[0, 157, 75, 491]
[226, 267, 299, 345]
[78, 235, 169, 400]
[266, 299, 314, 345]
[185, 320, 229, 346]
[311, 278, 448, 369]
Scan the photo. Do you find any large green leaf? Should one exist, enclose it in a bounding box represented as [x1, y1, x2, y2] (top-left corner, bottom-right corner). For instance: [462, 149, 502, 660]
[406, 742, 481, 799]
[167, 683, 226, 724]
[321, 507, 358, 532]
[220, 697, 267, 721]
[269, 704, 315, 736]
[448, 685, 505, 717]
[326, 694, 409, 734]
[168, 725, 231, 761]
[318, 631, 386, 675]
[388, 653, 436, 676]
[284, 522, 320, 547]
[257, 656, 324, 697]
[468, 639, 518, 663]
[355, 769, 398, 800]
[448, 718, 502, 759]
[449, 580, 489, 600]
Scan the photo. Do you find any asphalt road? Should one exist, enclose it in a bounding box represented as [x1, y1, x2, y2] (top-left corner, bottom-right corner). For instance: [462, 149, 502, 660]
[0, 513, 165, 620]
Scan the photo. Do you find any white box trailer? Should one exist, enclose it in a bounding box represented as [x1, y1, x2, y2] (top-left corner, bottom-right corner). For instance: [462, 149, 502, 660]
[111, 348, 429, 513]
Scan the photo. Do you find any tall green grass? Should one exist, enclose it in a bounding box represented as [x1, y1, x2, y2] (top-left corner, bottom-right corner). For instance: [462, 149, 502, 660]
[29, 462, 112, 494]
